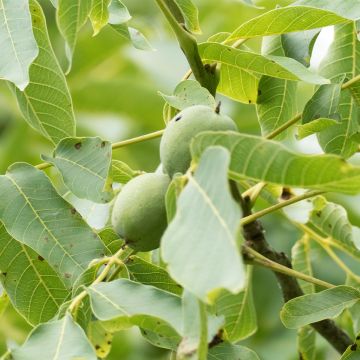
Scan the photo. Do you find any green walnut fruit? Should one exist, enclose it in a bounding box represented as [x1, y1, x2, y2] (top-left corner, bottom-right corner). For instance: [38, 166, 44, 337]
[160, 105, 237, 177]
[111, 173, 170, 251]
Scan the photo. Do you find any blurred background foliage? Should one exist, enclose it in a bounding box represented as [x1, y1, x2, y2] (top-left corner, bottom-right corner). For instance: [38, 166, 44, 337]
[0, 0, 358, 359]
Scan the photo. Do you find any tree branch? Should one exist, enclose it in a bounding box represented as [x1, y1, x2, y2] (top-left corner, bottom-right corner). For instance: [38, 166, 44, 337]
[242, 199, 353, 354]
[154, 0, 219, 96]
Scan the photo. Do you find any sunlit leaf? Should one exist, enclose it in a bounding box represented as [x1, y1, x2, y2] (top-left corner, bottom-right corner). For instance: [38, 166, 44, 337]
[0, 0, 38, 90]
[162, 147, 245, 302]
[297, 118, 338, 140]
[90, 0, 111, 36]
[0, 223, 68, 325]
[228, 2, 360, 41]
[12, 0, 75, 145]
[88, 321, 113, 358]
[111, 24, 153, 51]
[12, 314, 97, 360]
[191, 132, 360, 194]
[42, 137, 113, 204]
[0, 163, 105, 287]
[281, 286, 360, 329]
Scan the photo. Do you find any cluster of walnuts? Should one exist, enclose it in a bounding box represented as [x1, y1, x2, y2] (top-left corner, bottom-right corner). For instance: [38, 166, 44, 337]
[111, 105, 237, 251]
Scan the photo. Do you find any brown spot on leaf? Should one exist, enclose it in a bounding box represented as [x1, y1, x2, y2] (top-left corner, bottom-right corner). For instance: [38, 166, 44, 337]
[95, 345, 101, 350]
[64, 273, 71, 279]
[38, 255, 44, 261]
[351, 344, 357, 351]
[281, 187, 293, 200]
[2, 272, 7, 277]
[101, 141, 106, 148]
[74, 142, 82, 150]
[70, 208, 77, 215]
[316, 211, 322, 217]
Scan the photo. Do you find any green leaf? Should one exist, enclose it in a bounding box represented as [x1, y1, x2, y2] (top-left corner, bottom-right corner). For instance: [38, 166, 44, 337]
[317, 23, 360, 158]
[302, 79, 344, 124]
[340, 336, 360, 359]
[88, 279, 183, 336]
[0, 163, 105, 287]
[280, 285, 360, 329]
[173, 0, 201, 34]
[307, 196, 360, 261]
[208, 342, 260, 360]
[42, 137, 113, 204]
[88, 321, 113, 358]
[12, 0, 75, 145]
[126, 255, 182, 295]
[292, 236, 314, 295]
[162, 147, 245, 302]
[98, 228, 124, 255]
[346, 276, 360, 334]
[57, 0, 92, 70]
[199, 42, 329, 86]
[110, 24, 153, 51]
[214, 266, 257, 342]
[90, 0, 111, 36]
[0, 0, 38, 90]
[297, 118, 338, 140]
[0, 223, 68, 325]
[12, 314, 97, 360]
[297, 326, 316, 360]
[165, 175, 185, 223]
[292, 236, 316, 360]
[112, 160, 140, 184]
[177, 291, 223, 360]
[191, 132, 360, 194]
[256, 35, 297, 139]
[108, 0, 131, 24]
[159, 80, 216, 111]
[227, 2, 360, 41]
[281, 29, 320, 67]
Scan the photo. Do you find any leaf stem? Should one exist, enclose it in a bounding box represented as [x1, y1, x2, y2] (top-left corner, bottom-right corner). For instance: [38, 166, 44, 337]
[266, 113, 302, 139]
[68, 247, 132, 316]
[154, 0, 218, 95]
[341, 74, 360, 90]
[243, 246, 334, 289]
[241, 190, 323, 226]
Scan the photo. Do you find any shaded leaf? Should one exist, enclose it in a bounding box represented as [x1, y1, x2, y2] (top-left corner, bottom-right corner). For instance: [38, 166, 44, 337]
[307, 196, 360, 261]
[317, 23, 360, 158]
[165, 175, 185, 223]
[88, 321, 113, 358]
[108, 0, 130, 24]
[98, 228, 124, 255]
[0, 0, 38, 90]
[191, 132, 360, 194]
[208, 342, 260, 360]
[88, 279, 183, 337]
[297, 118, 338, 140]
[126, 255, 182, 295]
[162, 147, 245, 302]
[110, 24, 153, 51]
[0, 223, 68, 325]
[0, 163, 105, 287]
[57, 0, 92, 70]
[282, 29, 320, 67]
[112, 160, 140, 184]
[256, 35, 297, 138]
[228, 2, 360, 41]
[42, 137, 113, 204]
[214, 266, 257, 342]
[12, 0, 75, 145]
[280, 286, 360, 329]
[297, 326, 316, 360]
[159, 80, 216, 111]
[12, 314, 97, 360]
[173, 0, 201, 34]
